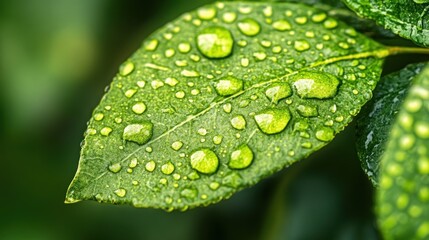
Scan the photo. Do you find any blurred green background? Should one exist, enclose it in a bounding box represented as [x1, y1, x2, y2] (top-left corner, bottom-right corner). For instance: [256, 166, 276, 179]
[1, 0, 426, 239]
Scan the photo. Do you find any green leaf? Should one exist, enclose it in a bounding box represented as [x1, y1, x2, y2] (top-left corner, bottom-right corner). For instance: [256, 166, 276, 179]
[341, 0, 429, 46]
[66, 1, 388, 210]
[376, 64, 429, 239]
[356, 63, 426, 186]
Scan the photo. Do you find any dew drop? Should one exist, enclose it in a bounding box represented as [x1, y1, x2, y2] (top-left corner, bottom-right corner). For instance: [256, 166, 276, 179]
[145, 160, 156, 172]
[196, 26, 234, 59]
[311, 12, 327, 22]
[229, 144, 253, 169]
[301, 142, 312, 148]
[296, 104, 319, 117]
[94, 113, 104, 121]
[114, 188, 126, 197]
[175, 91, 186, 99]
[161, 162, 175, 175]
[181, 69, 200, 77]
[137, 81, 146, 88]
[144, 39, 159, 51]
[237, 18, 261, 36]
[129, 158, 138, 168]
[197, 7, 217, 20]
[323, 18, 338, 29]
[165, 77, 179, 87]
[132, 102, 147, 114]
[187, 171, 200, 180]
[292, 71, 340, 99]
[253, 52, 267, 61]
[294, 16, 307, 25]
[294, 40, 310, 51]
[165, 49, 175, 58]
[231, 115, 246, 130]
[125, 89, 137, 98]
[254, 108, 291, 134]
[209, 182, 220, 190]
[197, 128, 208, 136]
[415, 121, 429, 138]
[399, 134, 415, 150]
[180, 188, 198, 199]
[222, 12, 237, 23]
[100, 127, 113, 136]
[178, 43, 191, 53]
[119, 61, 135, 76]
[222, 172, 243, 188]
[315, 127, 335, 142]
[171, 141, 183, 151]
[109, 163, 122, 173]
[190, 148, 219, 174]
[241, 58, 250, 67]
[213, 135, 223, 145]
[265, 83, 292, 104]
[123, 121, 153, 145]
[272, 20, 292, 31]
[215, 76, 243, 96]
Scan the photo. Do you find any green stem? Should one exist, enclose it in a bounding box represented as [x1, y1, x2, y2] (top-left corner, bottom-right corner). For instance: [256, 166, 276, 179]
[387, 46, 429, 56]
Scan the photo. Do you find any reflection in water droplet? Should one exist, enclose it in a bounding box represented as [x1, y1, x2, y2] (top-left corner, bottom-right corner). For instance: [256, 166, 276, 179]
[296, 104, 319, 117]
[272, 20, 292, 31]
[237, 18, 261, 36]
[265, 83, 292, 104]
[231, 115, 246, 130]
[190, 148, 219, 174]
[215, 76, 243, 96]
[315, 127, 335, 142]
[114, 188, 126, 197]
[229, 144, 253, 169]
[254, 108, 291, 134]
[123, 122, 153, 145]
[120, 61, 135, 76]
[292, 71, 340, 99]
[197, 26, 234, 59]
[161, 162, 175, 175]
[109, 163, 122, 173]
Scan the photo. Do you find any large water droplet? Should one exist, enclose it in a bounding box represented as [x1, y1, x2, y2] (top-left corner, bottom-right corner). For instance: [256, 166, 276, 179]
[229, 144, 253, 169]
[197, 26, 234, 59]
[123, 121, 153, 145]
[230, 115, 246, 130]
[237, 18, 261, 36]
[292, 71, 340, 99]
[315, 127, 335, 142]
[161, 162, 175, 175]
[119, 61, 134, 76]
[190, 148, 219, 174]
[215, 76, 243, 96]
[296, 104, 319, 117]
[265, 83, 292, 104]
[254, 108, 291, 134]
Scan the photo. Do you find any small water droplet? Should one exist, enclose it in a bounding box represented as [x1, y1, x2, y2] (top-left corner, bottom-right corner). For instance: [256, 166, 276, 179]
[165, 77, 178, 87]
[254, 108, 291, 134]
[323, 18, 338, 29]
[114, 117, 122, 124]
[132, 180, 139, 186]
[263, 6, 272, 17]
[241, 58, 250, 67]
[165, 48, 175, 58]
[94, 113, 104, 121]
[137, 81, 146, 88]
[181, 69, 200, 77]
[145, 160, 156, 172]
[125, 89, 137, 98]
[123, 121, 153, 145]
[296, 104, 319, 117]
[161, 162, 175, 175]
[209, 182, 220, 190]
[100, 127, 113, 136]
[197, 26, 234, 59]
[190, 148, 219, 174]
[294, 16, 307, 25]
[114, 188, 126, 197]
[222, 172, 243, 188]
[171, 141, 183, 151]
[180, 188, 198, 199]
[311, 12, 327, 22]
[132, 102, 147, 114]
[222, 12, 237, 23]
[144, 39, 159, 51]
[301, 142, 312, 148]
[231, 115, 246, 130]
[187, 171, 200, 180]
[265, 83, 292, 104]
[237, 18, 261, 36]
[129, 158, 138, 168]
[405, 98, 422, 112]
[253, 52, 267, 61]
[215, 76, 243, 96]
[119, 61, 135, 76]
[315, 127, 335, 142]
[292, 71, 340, 99]
[213, 135, 223, 145]
[415, 121, 429, 139]
[272, 20, 292, 31]
[175, 91, 186, 99]
[198, 128, 208, 136]
[109, 163, 122, 173]
[197, 7, 217, 20]
[294, 40, 310, 51]
[87, 128, 97, 135]
[178, 42, 191, 53]
[229, 144, 253, 169]
[399, 134, 415, 150]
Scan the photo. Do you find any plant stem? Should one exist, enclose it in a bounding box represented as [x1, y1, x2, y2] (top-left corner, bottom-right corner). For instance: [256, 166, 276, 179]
[387, 46, 429, 56]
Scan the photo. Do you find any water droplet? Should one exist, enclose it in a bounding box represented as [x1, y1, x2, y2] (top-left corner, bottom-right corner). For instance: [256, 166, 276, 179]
[164, 49, 175, 58]
[296, 104, 319, 117]
[137, 81, 146, 88]
[418, 157, 429, 174]
[94, 113, 104, 121]
[190, 148, 219, 174]
[241, 58, 250, 67]
[229, 144, 253, 169]
[123, 121, 153, 145]
[175, 91, 186, 99]
[237, 18, 261, 36]
[132, 180, 139, 186]
[165, 77, 179, 87]
[125, 89, 137, 98]
[87, 128, 97, 135]
[109, 163, 122, 173]
[272, 20, 292, 31]
[254, 108, 291, 134]
[419, 187, 429, 202]
[159, 178, 168, 185]
[114, 188, 126, 197]
[415, 121, 429, 138]
[396, 194, 409, 209]
[178, 43, 191, 53]
[215, 76, 243, 96]
[119, 61, 134, 76]
[197, 26, 234, 59]
[222, 12, 237, 23]
[399, 134, 415, 150]
[144, 39, 159, 51]
[180, 188, 198, 199]
[222, 172, 243, 188]
[265, 83, 292, 104]
[253, 52, 267, 61]
[294, 40, 310, 51]
[301, 142, 312, 148]
[209, 182, 220, 190]
[114, 117, 122, 124]
[230, 115, 246, 130]
[292, 71, 340, 99]
[294, 16, 307, 25]
[145, 160, 156, 172]
[311, 12, 327, 22]
[187, 171, 200, 180]
[263, 6, 272, 17]
[338, 42, 349, 49]
[213, 135, 223, 145]
[171, 141, 183, 151]
[175, 60, 188, 67]
[161, 162, 175, 175]
[197, 128, 208, 136]
[323, 18, 338, 29]
[305, 31, 315, 38]
[129, 158, 138, 168]
[132, 102, 147, 114]
[197, 7, 217, 20]
[181, 69, 200, 77]
[315, 127, 335, 142]
[100, 127, 113, 136]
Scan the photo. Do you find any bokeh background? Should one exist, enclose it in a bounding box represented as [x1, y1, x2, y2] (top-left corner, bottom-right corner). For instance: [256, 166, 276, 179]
[1, 0, 426, 239]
